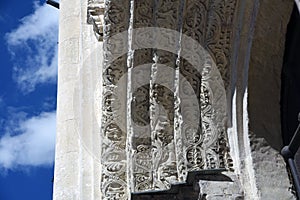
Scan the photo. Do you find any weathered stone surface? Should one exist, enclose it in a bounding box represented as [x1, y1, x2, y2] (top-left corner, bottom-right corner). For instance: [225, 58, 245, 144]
[250, 133, 294, 200]
[248, 0, 293, 150]
[53, 1, 103, 200]
[199, 172, 244, 200]
[98, 0, 233, 198]
[53, 0, 297, 199]
[246, 1, 295, 199]
[87, 0, 105, 41]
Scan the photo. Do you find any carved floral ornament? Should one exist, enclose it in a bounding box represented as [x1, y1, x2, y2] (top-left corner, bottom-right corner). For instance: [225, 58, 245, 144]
[87, 0, 237, 199]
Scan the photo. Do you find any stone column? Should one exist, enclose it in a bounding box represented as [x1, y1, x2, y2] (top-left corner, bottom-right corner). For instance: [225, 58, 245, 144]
[53, 0, 103, 199]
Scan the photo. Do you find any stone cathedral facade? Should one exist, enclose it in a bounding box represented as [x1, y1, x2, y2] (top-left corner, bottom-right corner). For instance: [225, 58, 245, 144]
[53, 0, 297, 199]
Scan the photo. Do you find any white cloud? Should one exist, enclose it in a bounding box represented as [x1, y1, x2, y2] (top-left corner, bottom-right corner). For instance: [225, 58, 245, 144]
[0, 97, 3, 107]
[0, 111, 56, 170]
[6, 2, 59, 93]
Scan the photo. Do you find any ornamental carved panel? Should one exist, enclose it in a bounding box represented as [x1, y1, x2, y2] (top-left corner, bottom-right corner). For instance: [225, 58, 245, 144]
[87, 0, 237, 199]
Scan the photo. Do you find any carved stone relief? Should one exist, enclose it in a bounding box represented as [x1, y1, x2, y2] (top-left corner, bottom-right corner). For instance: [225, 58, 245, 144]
[101, 0, 130, 199]
[180, 0, 233, 171]
[129, 0, 155, 193]
[87, 0, 238, 199]
[149, 0, 182, 190]
[87, 0, 105, 41]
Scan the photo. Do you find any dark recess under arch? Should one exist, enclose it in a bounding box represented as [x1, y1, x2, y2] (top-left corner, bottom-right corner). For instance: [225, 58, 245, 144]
[281, 3, 300, 145]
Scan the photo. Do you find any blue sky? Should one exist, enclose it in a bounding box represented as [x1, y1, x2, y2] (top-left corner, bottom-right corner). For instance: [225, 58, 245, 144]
[0, 0, 58, 199]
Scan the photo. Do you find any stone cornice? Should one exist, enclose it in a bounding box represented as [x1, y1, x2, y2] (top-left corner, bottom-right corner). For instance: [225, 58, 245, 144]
[87, 0, 105, 41]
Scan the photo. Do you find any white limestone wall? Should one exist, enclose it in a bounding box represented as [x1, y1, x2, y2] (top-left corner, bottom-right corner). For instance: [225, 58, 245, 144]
[53, 0, 103, 199]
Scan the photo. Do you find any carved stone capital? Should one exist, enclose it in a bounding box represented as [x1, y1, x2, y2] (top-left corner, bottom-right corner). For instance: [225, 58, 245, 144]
[87, 0, 105, 41]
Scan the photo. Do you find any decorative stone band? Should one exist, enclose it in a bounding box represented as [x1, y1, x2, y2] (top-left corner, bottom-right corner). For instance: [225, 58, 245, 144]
[88, 0, 236, 199]
[87, 0, 105, 41]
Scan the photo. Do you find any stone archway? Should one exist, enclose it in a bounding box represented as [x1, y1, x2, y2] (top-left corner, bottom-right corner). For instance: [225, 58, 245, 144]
[90, 0, 237, 198]
[53, 0, 296, 199]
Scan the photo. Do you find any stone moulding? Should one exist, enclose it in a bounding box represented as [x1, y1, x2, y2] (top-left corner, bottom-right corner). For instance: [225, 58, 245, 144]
[87, 0, 105, 41]
[88, 0, 237, 199]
